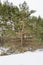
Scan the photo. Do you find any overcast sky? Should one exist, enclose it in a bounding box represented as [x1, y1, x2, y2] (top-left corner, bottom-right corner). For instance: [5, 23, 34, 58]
[1, 0, 43, 18]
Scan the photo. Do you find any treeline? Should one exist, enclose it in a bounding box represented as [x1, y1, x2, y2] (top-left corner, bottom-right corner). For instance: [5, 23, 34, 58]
[0, 0, 43, 46]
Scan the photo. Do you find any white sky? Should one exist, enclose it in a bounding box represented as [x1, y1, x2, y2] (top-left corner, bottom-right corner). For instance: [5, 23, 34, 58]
[1, 0, 43, 18]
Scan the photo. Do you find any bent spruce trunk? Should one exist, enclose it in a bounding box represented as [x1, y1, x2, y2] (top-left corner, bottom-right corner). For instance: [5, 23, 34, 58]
[21, 20, 24, 46]
[21, 32, 24, 46]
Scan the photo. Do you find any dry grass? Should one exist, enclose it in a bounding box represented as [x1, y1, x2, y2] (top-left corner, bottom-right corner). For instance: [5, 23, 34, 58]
[2, 38, 43, 53]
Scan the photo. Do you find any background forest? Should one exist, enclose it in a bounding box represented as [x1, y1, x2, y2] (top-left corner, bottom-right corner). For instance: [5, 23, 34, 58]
[0, 0, 43, 53]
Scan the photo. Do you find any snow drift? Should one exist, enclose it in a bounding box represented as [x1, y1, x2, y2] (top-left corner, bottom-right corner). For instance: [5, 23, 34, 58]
[0, 50, 43, 65]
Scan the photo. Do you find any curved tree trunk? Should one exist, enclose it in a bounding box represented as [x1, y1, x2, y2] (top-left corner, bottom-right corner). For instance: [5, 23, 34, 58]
[21, 20, 24, 46]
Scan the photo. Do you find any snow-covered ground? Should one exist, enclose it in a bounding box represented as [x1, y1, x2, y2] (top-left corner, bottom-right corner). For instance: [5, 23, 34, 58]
[0, 50, 43, 65]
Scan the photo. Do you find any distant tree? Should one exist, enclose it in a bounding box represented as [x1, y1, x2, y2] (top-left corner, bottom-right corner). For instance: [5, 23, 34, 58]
[17, 1, 36, 45]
